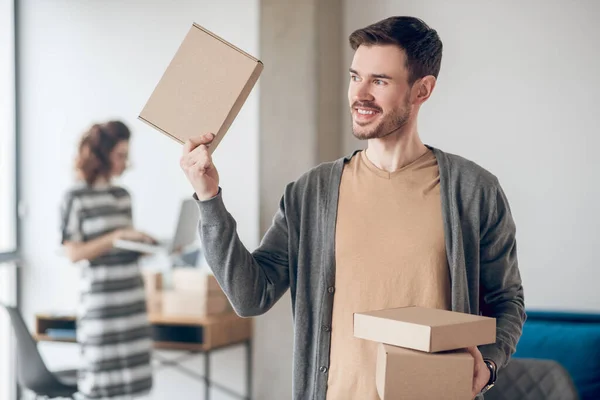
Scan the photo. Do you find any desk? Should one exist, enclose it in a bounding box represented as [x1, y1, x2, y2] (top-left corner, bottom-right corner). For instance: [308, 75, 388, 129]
[35, 312, 253, 400]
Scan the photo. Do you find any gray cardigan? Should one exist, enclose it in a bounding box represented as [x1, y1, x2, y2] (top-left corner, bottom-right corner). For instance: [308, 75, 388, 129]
[195, 147, 526, 400]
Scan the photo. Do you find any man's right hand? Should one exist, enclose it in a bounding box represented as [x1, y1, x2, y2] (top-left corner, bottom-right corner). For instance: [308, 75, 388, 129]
[180, 133, 220, 201]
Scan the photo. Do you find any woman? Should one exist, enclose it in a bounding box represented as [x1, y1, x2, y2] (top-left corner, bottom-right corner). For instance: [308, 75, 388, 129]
[60, 121, 154, 399]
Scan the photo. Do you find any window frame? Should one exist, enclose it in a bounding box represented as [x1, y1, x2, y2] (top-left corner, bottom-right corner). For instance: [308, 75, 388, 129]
[0, 1, 21, 399]
[0, 0, 19, 264]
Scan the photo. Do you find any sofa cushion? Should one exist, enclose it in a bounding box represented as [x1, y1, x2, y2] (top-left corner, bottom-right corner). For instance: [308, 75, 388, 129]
[513, 312, 600, 400]
[485, 358, 578, 400]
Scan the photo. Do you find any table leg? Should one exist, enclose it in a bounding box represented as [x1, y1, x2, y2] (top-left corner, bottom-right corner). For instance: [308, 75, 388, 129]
[246, 339, 252, 400]
[205, 349, 211, 400]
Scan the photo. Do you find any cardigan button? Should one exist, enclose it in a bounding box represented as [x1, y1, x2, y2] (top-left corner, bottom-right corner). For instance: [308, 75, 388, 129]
[327, 286, 335, 294]
[320, 366, 328, 373]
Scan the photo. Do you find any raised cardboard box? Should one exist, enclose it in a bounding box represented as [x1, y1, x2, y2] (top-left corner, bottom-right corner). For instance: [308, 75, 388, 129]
[139, 22, 263, 154]
[354, 306, 496, 352]
[376, 343, 473, 400]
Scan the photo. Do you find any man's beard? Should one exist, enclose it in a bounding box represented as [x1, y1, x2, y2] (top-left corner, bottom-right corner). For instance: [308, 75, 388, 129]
[352, 100, 411, 140]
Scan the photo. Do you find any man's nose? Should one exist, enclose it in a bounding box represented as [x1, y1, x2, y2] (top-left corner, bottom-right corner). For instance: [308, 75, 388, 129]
[353, 82, 374, 102]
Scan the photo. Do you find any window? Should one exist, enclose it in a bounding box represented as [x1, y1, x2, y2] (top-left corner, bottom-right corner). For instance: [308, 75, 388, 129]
[0, 0, 17, 254]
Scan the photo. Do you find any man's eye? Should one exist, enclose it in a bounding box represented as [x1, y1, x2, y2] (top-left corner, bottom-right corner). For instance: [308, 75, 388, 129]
[374, 79, 385, 85]
[350, 75, 360, 82]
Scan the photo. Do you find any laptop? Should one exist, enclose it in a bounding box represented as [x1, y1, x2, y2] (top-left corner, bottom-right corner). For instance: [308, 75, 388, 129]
[113, 198, 199, 255]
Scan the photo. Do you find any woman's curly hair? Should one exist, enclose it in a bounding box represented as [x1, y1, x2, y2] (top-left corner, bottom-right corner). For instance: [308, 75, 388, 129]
[76, 120, 131, 185]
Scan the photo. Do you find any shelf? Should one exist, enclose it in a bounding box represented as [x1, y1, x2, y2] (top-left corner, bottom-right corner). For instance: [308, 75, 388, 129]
[35, 311, 252, 351]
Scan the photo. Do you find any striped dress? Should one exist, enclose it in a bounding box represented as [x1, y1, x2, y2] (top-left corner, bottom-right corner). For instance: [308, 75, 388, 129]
[60, 182, 153, 399]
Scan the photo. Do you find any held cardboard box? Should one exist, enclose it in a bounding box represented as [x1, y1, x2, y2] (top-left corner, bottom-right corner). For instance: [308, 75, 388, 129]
[376, 343, 474, 400]
[354, 306, 496, 352]
[172, 268, 222, 294]
[139, 22, 263, 154]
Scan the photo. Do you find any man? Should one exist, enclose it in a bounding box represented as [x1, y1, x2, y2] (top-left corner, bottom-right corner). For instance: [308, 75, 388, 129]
[180, 16, 525, 400]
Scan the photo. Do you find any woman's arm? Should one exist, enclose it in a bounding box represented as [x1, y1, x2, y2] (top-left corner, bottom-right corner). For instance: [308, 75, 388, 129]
[63, 231, 117, 263]
[63, 229, 155, 263]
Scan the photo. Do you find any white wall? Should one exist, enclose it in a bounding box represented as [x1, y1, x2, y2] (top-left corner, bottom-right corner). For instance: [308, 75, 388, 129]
[19, 0, 259, 399]
[343, 0, 600, 311]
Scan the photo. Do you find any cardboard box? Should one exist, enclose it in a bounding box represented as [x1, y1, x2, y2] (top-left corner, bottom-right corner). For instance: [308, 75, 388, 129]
[141, 271, 163, 314]
[172, 268, 222, 294]
[141, 270, 163, 292]
[145, 291, 163, 314]
[139, 22, 263, 154]
[354, 306, 495, 352]
[161, 290, 231, 317]
[376, 343, 473, 400]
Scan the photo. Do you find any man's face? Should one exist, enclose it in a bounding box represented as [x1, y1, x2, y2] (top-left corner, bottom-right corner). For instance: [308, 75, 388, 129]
[348, 44, 414, 140]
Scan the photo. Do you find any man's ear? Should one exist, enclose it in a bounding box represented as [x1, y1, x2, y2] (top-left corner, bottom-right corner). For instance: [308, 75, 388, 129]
[413, 75, 437, 104]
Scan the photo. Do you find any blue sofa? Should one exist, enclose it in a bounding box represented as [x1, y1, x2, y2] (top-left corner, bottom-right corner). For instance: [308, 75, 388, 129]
[511, 310, 600, 400]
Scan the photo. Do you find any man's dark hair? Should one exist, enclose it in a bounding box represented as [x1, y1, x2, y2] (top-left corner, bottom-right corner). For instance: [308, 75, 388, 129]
[349, 16, 443, 85]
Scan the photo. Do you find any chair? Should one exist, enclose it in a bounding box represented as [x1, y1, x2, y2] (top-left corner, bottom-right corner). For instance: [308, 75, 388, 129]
[0, 303, 78, 399]
[485, 358, 579, 400]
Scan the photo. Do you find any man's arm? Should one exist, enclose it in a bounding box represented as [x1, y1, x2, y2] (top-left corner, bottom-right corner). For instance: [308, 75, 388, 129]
[478, 183, 526, 370]
[182, 133, 290, 317]
[196, 188, 290, 317]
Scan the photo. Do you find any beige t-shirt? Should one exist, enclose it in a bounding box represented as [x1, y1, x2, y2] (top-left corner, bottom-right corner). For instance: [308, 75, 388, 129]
[326, 149, 451, 400]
